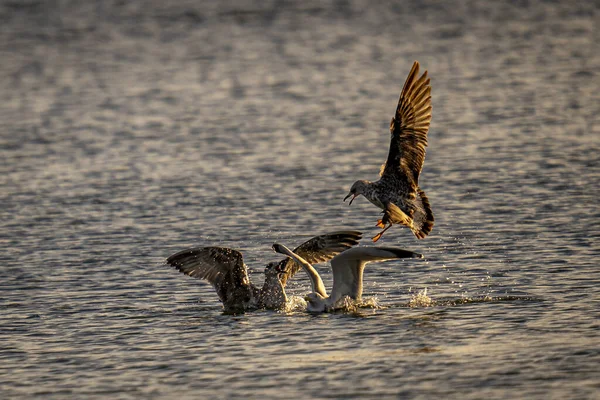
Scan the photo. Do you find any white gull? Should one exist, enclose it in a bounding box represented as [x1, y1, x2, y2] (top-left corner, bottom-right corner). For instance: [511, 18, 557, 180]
[272, 243, 423, 312]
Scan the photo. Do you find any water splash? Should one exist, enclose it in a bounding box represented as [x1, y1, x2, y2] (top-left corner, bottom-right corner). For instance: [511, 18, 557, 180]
[408, 288, 435, 307]
[334, 296, 359, 312]
[401, 291, 539, 308]
[284, 295, 307, 312]
[329, 296, 382, 313]
[283, 295, 383, 313]
[359, 297, 381, 309]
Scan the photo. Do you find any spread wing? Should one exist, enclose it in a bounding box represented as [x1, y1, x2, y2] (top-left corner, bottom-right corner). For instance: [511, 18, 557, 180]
[329, 247, 424, 302]
[381, 61, 432, 186]
[166, 247, 252, 305]
[278, 230, 362, 287]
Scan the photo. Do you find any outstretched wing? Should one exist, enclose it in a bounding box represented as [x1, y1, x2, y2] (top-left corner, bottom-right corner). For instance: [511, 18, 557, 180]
[381, 61, 432, 185]
[166, 247, 252, 305]
[278, 231, 362, 287]
[329, 246, 424, 302]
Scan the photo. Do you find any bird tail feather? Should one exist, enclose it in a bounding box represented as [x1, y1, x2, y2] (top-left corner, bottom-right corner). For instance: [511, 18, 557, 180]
[412, 188, 434, 239]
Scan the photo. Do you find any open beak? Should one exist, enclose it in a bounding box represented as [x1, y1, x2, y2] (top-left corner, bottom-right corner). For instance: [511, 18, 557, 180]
[344, 193, 358, 205]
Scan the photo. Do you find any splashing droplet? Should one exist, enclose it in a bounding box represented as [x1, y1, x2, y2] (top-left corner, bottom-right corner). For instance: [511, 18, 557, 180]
[409, 288, 435, 307]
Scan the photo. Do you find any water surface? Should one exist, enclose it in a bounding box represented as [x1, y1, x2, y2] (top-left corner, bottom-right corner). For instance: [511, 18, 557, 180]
[1, 1, 599, 398]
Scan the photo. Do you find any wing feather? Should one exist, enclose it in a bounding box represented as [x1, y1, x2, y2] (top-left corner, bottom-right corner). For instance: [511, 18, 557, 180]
[278, 231, 362, 287]
[381, 61, 432, 185]
[329, 247, 423, 302]
[165, 247, 251, 304]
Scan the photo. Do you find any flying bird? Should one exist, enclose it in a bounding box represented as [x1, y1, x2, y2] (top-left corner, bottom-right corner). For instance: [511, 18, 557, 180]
[272, 242, 423, 312]
[165, 231, 362, 313]
[344, 61, 434, 242]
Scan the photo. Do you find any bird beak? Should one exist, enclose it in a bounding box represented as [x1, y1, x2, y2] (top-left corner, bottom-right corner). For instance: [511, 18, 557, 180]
[344, 193, 358, 205]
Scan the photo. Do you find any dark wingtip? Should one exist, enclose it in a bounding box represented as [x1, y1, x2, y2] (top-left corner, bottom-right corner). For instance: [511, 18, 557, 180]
[378, 247, 424, 259]
[165, 248, 195, 267]
[322, 231, 363, 246]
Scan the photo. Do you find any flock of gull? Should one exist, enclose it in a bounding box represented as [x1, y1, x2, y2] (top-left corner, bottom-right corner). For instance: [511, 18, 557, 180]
[165, 61, 435, 313]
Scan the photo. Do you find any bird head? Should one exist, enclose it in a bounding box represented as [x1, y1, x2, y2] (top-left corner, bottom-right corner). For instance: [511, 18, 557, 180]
[304, 292, 327, 312]
[265, 258, 290, 280]
[344, 180, 369, 205]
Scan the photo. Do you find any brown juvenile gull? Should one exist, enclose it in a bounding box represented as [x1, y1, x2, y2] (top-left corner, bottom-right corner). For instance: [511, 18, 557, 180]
[344, 61, 434, 242]
[272, 243, 423, 313]
[165, 231, 362, 313]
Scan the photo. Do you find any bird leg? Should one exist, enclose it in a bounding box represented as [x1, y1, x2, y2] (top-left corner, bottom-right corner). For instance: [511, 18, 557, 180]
[375, 219, 386, 229]
[372, 223, 392, 242]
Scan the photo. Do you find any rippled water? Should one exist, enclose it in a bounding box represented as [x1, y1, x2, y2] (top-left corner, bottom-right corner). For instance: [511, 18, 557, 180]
[2, 1, 599, 398]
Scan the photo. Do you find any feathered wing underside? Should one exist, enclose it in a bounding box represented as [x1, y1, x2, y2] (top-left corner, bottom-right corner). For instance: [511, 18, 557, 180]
[329, 257, 364, 303]
[329, 247, 424, 302]
[278, 230, 362, 286]
[165, 247, 253, 305]
[381, 61, 432, 185]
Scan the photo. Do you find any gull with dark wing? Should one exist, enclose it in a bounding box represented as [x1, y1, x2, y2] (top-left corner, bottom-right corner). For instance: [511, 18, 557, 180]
[165, 231, 362, 313]
[272, 243, 423, 313]
[344, 61, 435, 242]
